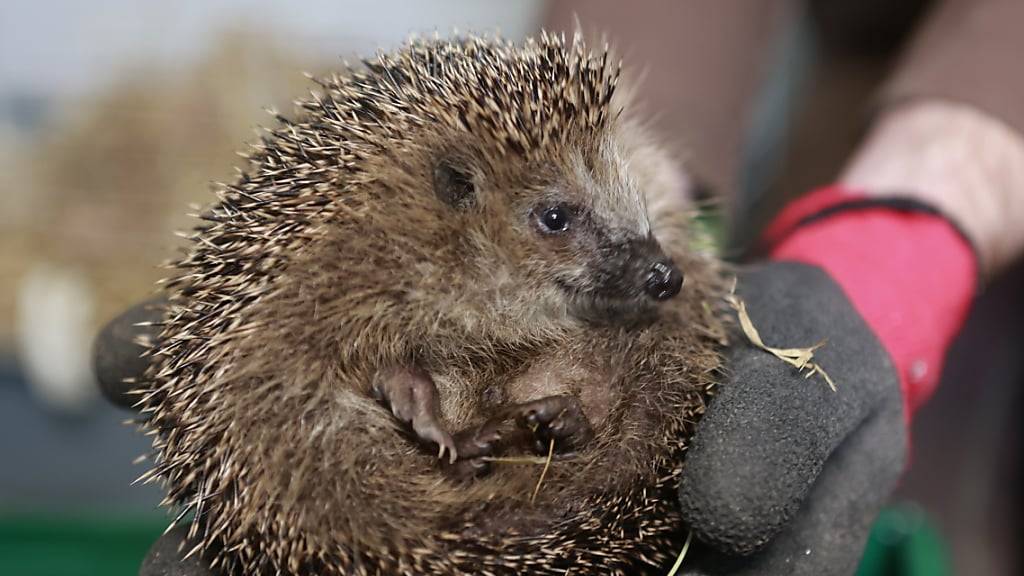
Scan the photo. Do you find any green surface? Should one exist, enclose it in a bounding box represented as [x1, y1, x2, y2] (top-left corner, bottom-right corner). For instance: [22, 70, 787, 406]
[0, 513, 166, 576]
[856, 506, 950, 576]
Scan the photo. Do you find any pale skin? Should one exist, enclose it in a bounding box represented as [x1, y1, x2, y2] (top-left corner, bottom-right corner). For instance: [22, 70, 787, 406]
[841, 101, 1024, 277]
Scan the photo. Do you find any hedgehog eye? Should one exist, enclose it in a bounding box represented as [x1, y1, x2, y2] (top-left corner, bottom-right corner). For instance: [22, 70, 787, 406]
[538, 206, 571, 233]
[433, 162, 476, 209]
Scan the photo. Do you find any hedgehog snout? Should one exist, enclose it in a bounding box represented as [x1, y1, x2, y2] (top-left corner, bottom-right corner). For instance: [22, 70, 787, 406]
[633, 235, 683, 302]
[645, 259, 683, 301]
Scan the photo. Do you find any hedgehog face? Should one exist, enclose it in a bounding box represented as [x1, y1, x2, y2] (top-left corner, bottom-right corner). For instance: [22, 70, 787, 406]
[429, 137, 683, 328]
[517, 146, 683, 326]
[301, 34, 686, 332]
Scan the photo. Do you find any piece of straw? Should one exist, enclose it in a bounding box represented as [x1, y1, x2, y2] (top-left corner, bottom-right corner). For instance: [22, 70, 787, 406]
[480, 455, 552, 465]
[727, 290, 836, 392]
[665, 530, 693, 576]
[530, 438, 556, 504]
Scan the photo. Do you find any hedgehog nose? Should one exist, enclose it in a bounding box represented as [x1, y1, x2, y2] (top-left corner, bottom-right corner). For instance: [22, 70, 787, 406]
[645, 260, 683, 301]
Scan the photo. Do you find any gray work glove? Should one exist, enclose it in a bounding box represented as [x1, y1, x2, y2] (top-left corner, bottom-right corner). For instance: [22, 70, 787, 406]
[678, 261, 906, 575]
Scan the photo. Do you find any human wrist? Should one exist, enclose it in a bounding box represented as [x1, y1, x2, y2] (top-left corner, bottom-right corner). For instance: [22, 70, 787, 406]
[841, 101, 1024, 276]
[762, 186, 976, 420]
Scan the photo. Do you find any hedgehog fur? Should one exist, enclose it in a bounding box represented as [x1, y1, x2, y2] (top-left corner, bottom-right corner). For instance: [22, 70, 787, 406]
[140, 32, 728, 575]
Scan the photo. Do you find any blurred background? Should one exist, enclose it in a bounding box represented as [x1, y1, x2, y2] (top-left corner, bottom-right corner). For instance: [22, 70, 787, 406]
[0, 1, 1019, 575]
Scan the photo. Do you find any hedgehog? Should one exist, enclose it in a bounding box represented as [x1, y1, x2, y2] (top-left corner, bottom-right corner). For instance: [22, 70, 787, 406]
[139, 32, 728, 575]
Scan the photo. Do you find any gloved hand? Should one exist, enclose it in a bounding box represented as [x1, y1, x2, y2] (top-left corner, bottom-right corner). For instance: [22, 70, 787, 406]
[678, 261, 905, 574]
[678, 186, 977, 575]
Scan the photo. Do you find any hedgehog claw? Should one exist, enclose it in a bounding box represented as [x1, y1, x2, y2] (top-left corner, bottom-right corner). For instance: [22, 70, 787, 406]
[446, 457, 492, 481]
[443, 417, 508, 480]
[436, 436, 458, 464]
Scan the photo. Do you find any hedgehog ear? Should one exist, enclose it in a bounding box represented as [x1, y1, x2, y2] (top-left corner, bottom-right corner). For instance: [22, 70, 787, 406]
[433, 161, 476, 209]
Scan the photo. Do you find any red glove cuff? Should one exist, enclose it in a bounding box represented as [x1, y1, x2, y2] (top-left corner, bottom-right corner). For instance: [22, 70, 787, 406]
[763, 185, 977, 423]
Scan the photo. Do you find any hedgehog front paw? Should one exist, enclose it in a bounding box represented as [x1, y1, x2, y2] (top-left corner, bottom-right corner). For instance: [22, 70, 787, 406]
[514, 394, 594, 456]
[371, 366, 458, 463]
[442, 395, 594, 481]
[444, 420, 505, 480]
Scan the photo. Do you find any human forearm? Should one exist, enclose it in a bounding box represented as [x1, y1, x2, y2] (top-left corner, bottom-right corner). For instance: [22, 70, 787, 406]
[841, 101, 1024, 276]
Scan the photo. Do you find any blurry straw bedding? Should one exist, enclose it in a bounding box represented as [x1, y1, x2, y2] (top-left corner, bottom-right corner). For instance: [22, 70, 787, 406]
[0, 31, 332, 344]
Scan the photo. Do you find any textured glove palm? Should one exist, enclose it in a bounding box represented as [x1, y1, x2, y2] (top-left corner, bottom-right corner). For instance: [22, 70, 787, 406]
[678, 261, 906, 575]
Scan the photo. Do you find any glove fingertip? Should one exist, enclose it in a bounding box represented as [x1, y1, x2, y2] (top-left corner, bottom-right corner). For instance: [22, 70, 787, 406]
[678, 466, 779, 556]
[92, 297, 165, 409]
[139, 526, 215, 576]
